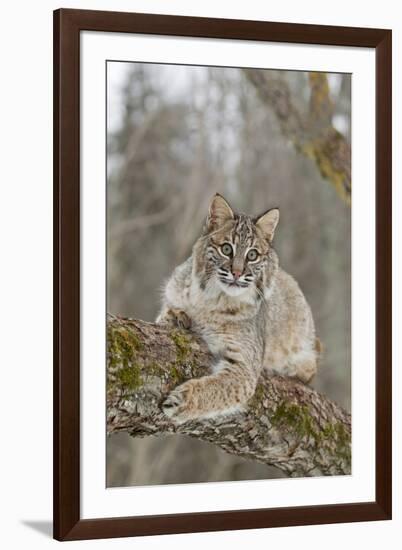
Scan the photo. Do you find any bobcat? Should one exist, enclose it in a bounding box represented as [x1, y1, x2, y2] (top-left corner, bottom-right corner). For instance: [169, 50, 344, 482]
[157, 194, 320, 423]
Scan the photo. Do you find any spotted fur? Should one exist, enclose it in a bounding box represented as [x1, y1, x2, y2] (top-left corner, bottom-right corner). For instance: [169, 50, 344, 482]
[157, 194, 320, 423]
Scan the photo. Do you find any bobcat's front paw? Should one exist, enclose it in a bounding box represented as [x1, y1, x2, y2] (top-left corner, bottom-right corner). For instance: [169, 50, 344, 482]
[158, 308, 192, 330]
[162, 380, 199, 423]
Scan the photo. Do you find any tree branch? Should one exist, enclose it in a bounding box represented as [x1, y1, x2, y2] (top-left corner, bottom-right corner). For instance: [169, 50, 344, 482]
[244, 69, 351, 204]
[107, 314, 351, 478]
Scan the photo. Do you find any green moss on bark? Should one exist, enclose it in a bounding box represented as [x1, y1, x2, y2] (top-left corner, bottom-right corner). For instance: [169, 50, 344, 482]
[271, 402, 317, 440]
[248, 383, 265, 411]
[170, 329, 191, 362]
[115, 365, 142, 391]
[168, 329, 195, 384]
[270, 401, 351, 464]
[107, 324, 143, 392]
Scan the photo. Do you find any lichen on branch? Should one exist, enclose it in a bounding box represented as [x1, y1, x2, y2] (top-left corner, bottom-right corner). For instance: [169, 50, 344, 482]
[106, 315, 351, 477]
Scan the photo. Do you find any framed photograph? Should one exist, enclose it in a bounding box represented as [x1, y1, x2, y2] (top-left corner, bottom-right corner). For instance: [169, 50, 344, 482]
[53, 8, 392, 541]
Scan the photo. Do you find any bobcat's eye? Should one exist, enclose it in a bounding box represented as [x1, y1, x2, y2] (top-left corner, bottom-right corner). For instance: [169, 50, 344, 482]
[221, 243, 233, 257]
[247, 249, 259, 262]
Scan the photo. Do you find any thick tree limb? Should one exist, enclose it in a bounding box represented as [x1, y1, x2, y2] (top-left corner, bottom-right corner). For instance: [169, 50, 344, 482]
[107, 315, 351, 477]
[244, 69, 351, 204]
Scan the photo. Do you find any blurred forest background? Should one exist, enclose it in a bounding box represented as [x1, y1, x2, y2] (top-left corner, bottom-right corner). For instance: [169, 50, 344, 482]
[106, 62, 351, 487]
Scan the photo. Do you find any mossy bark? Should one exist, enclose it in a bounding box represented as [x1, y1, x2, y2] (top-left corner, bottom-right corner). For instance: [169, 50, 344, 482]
[107, 315, 351, 477]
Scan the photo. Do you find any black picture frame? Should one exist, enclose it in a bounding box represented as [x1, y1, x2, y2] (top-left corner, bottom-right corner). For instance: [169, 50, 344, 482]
[54, 8, 392, 541]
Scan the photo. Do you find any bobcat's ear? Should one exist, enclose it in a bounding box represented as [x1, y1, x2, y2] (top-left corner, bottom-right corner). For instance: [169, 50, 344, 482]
[255, 208, 280, 243]
[206, 193, 234, 231]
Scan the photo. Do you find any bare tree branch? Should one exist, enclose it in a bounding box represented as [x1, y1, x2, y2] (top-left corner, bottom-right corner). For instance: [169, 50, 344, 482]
[244, 70, 351, 204]
[107, 315, 351, 478]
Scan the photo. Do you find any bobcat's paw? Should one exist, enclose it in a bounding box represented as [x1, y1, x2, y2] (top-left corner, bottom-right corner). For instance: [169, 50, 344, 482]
[162, 380, 198, 423]
[158, 308, 192, 330]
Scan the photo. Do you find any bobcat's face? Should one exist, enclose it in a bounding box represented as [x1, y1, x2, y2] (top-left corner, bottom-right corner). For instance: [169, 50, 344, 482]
[208, 217, 270, 297]
[195, 194, 280, 298]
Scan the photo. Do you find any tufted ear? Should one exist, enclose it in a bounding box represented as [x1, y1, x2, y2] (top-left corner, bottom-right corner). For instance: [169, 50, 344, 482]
[206, 193, 234, 231]
[255, 208, 280, 242]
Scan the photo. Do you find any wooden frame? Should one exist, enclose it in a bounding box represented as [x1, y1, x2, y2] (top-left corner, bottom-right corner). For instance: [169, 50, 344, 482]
[53, 8, 392, 541]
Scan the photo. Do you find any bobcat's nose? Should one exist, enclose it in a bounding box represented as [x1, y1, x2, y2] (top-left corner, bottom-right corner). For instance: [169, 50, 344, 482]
[232, 269, 242, 280]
